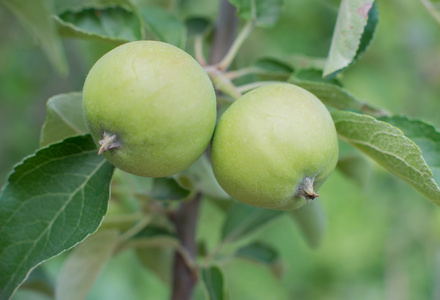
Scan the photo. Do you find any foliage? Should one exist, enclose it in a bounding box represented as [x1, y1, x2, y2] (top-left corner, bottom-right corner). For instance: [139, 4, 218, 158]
[1, 0, 440, 299]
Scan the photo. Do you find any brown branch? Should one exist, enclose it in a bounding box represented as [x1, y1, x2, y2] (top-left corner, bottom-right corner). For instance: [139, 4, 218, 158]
[169, 1, 238, 300]
[170, 193, 201, 300]
[209, 0, 239, 65]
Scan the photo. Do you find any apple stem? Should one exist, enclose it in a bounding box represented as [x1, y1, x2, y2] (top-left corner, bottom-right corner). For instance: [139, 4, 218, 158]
[98, 132, 121, 155]
[295, 177, 320, 202]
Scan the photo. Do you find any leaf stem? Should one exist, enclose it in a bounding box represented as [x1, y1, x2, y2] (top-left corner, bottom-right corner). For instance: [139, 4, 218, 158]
[217, 21, 253, 71]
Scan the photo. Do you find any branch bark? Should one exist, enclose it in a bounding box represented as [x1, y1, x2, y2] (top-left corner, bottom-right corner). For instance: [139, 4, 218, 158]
[209, 0, 238, 65]
[169, 1, 238, 299]
[170, 193, 201, 300]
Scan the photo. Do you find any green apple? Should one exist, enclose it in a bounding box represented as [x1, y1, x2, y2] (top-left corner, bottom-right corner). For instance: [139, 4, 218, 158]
[83, 41, 216, 177]
[211, 83, 338, 210]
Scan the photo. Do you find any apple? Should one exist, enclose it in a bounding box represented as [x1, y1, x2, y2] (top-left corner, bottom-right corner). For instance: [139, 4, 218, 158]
[83, 41, 216, 177]
[210, 83, 338, 210]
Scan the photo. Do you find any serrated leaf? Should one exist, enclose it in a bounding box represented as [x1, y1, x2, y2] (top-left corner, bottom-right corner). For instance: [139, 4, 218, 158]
[0, 135, 114, 299]
[289, 75, 386, 117]
[40, 93, 89, 147]
[175, 155, 230, 200]
[236, 241, 278, 264]
[139, 6, 186, 48]
[289, 200, 326, 248]
[378, 116, 440, 183]
[221, 202, 282, 243]
[229, 0, 283, 27]
[0, 0, 68, 74]
[332, 111, 440, 205]
[149, 178, 192, 201]
[201, 265, 226, 300]
[55, 230, 119, 300]
[323, 0, 375, 77]
[354, 2, 378, 60]
[56, 6, 141, 44]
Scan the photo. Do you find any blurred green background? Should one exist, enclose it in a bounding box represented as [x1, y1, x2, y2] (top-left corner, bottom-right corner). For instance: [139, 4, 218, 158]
[2, 0, 440, 299]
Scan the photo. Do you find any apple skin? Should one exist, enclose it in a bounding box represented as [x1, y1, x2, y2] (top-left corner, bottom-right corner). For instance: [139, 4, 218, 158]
[210, 83, 338, 210]
[83, 41, 216, 177]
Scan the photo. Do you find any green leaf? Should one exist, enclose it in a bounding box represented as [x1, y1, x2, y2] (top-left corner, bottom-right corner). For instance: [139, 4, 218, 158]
[0, 135, 114, 299]
[0, 0, 68, 74]
[185, 17, 212, 37]
[294, 68, 341, 86]
[175, 155, 230, 200]
[332, 111, 440, 206]
[221, 202, 282, 243]
[281, 53, 326, 70]
[289, 200, 326, 248]
[134, 225, 176, 240]
[337, 153, 372, 186]
[40, 92, 89, 147]
[130, 223, 177, 284]
[149, 178, 192, 201]
[139, 6, 186, 48]
[55, 0, 139, 13]
[378, 116, 440, 183]
[289, 75, 386, 117]
[323, 0, 375, 77]
[201, 265, 226, 300]
[55, 230, 119, 300]
[236, 241, 278, 264]
[136, 247, 173, 284]
[229, 0, 283, 27]
[252, 57, 293, 78]
[354, 2, 378, 60]
[56, 6, 141, 44]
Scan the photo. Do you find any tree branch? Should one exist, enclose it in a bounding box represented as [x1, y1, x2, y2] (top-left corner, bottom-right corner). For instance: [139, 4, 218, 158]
[170, 193, 201, 300]
[209, 0, 239, 64]
[169, 1, 238, 300]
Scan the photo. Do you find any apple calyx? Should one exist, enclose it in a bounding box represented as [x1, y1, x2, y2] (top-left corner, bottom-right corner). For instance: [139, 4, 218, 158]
[98, 131, 121, 155]
[294, 177, 320, 202]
